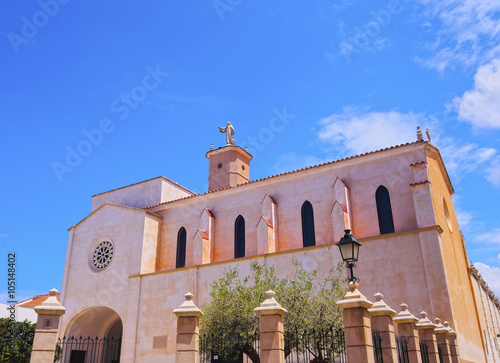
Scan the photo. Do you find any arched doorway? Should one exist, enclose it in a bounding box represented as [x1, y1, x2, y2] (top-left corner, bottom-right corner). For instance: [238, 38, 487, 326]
[60, 307, 122, 363]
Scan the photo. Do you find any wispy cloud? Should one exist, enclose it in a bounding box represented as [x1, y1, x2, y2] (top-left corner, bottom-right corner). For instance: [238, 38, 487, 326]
[474, 227, 500, 247]
[317, 107, 429, 155]
[474, 262, 500, 297]
[452, 59, 500, 130]
[437, 138, 497, 178]
[486, 156, 500, 186]
[413, 0, 500, 72]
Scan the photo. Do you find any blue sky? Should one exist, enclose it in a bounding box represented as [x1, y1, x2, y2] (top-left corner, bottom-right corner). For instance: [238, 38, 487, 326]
[1, 0, 499, 302]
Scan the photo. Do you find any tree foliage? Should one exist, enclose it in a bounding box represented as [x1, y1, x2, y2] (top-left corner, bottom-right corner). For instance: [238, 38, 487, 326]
[0, 318, 36, 363]
[199, 261, 347, 363]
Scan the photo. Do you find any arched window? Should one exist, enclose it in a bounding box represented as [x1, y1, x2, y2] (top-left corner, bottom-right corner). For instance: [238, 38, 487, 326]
[176, 227, 186, 268]
[301, 201, 316, 247]
[234, 215, 245, 258]
[376, 186, 395, 234]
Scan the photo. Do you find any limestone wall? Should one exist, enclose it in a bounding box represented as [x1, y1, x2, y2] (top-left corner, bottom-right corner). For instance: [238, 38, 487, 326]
[59, 141, 491, 362]
[90, 176, 193, 212]
[470, 265, 500, 362]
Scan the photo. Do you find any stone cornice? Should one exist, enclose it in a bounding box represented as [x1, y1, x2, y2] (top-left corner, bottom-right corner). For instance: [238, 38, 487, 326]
[129, 225, 445, 279]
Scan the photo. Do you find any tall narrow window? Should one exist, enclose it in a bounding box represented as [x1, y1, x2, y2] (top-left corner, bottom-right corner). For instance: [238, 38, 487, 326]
[234, 215, 245, 258]
[301, 201, 316, 247]
[376, 186, 395, 234]
[176, 227, 186, 268]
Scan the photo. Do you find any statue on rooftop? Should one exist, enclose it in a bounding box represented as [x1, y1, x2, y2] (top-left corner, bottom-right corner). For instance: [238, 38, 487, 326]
[218, 122, 235, 146]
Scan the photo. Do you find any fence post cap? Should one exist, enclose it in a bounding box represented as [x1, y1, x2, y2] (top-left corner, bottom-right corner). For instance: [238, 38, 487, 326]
[254, 290, 287, 316]
[34, 288, 65, 316]
[443, 321, 457, 336]
[416, 311, 436, 329]
[393, 303, 418, 324]
[173, 292, 204, 318]
[434, 318, 448, 334]
[368, 292, 396, 317]
[337, 282, 373, 310]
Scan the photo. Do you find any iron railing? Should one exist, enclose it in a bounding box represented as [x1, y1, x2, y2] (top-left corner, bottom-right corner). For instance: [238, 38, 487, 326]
[54, 336, 121, 363]
[438, 346, 444, 363]
[284, 328, 347, 363]
[373, 331, 384, 363]
[420, 341, 429, 363]
[199, 332, 260, 363]
[396, 337, 409, 363]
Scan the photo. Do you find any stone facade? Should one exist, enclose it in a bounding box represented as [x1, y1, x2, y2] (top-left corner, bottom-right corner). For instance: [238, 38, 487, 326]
[58, 139, 499, 362]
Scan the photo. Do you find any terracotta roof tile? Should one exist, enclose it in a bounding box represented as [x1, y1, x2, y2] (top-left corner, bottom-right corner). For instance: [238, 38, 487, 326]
[16, 293, 60, 308]
[144, 141, 426, 210]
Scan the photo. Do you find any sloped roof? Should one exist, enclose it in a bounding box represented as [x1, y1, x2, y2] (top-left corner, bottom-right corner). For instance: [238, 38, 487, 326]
[16, 293, 60, 308]
[91, 176, 195, 197]
[145, 140, 442, 210]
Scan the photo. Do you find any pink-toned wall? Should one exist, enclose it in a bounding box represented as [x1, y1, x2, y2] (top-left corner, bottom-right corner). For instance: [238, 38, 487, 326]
[90, 177, 193, 212]
[59, 141, 495, 363]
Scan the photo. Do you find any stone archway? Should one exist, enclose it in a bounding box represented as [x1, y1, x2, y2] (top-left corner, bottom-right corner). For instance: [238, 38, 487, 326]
[62, 306, 122, 363]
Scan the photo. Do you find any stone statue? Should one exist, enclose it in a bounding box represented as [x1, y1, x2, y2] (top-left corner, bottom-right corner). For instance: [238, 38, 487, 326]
[218, 122, 235, 146]
[426, 128, 432, 143]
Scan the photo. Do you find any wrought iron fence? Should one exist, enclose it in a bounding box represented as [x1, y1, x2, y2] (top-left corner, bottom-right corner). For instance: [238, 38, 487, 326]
[284, 328, 347, 363]
[199, 332, 260, 363]
[420, 341, 429, 363]
[372, 331, 384, 363]
[396, 337, 409, 363]
[54, 336, 121, 363]
[438, 346, 444, 363]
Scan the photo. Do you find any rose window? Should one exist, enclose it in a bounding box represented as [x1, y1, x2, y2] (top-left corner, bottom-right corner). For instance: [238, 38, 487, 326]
[92, 241, 114, 270]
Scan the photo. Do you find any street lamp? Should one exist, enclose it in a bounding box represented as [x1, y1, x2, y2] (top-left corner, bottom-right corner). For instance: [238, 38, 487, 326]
[336, 229, 361, 283]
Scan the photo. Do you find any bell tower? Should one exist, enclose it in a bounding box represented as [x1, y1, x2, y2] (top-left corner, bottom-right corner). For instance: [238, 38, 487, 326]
[206, 145, 252, 192]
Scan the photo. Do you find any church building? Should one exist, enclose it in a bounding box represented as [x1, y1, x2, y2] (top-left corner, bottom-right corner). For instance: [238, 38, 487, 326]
[58, 127, 500, 363]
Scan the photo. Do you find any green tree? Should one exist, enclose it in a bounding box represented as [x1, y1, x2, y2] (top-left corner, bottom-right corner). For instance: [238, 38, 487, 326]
[199, 260, 347, 363]
[0, 318, 36, 363]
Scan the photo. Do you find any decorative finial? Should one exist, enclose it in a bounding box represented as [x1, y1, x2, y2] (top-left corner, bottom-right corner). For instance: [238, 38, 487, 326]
[173, 292, 204, 318]
[245, 147, 248, 152]
[425, 128, 432, 143]
[218, 122, 235, 146]
[416, 126, 424, 141]
[210, 143, 214, 151]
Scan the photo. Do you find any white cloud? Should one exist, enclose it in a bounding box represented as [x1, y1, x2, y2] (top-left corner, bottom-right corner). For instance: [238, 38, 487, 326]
[454, 207, 473, 228]
[315, 107, 500, 186]
[486, 156, 500, 186]
[453, 59, 500, 129]
[317, 107, 429, 155]
[474, 262, 500, 297]
[435, 137, 497, 181]
[414, 0, 500, 71]
[474, 228, 500, 247]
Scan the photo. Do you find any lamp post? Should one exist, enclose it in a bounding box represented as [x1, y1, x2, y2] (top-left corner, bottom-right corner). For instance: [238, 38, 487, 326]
[336, 229, 361, 283]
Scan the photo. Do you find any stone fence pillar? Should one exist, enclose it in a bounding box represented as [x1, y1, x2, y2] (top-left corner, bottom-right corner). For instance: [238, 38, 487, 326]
[416, 312, 439, 363]
[337, 282, 375, 363]
[368, 293, 398, 363]
[254, 290, 287, 363]
[30, 288, 65, 363]
[434, 318, 451, 363]
[173, 292, 204, 363]
[443, 321, 459, 363]
[393, 303, 422, 363]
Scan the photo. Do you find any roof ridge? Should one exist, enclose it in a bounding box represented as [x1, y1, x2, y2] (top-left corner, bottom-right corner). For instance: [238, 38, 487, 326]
[144, 140, 425, 210]
[91, 176, 196, 197]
